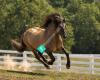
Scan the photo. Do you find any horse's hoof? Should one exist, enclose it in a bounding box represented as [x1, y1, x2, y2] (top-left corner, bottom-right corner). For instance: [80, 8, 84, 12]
[46, 66, 50, 69]
[66, 64, 70, 69]
[45, 65, 50, 69]
[47, 61, 53, 65]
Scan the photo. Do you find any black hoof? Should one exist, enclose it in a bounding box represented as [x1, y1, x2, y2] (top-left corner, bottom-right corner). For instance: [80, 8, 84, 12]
[66, 63, 70, 69]
[47, 61, 53, 65]
[45, 65, 50, 69]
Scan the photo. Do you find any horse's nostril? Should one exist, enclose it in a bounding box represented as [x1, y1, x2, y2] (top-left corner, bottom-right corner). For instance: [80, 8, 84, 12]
[64, 34, 67, 38]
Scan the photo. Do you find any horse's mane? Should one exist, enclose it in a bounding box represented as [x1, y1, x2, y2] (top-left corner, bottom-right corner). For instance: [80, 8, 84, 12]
[42, 13, 61, 29]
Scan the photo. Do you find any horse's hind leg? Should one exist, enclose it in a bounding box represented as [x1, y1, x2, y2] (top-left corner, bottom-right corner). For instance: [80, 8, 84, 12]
[32, 50, 50, 69]
[45, 50, 55, 65]
[37, 52, 48, 63]
[62, 48, 70, 69]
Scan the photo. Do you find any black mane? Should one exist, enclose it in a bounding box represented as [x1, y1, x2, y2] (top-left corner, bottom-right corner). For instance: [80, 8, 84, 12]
[42, 13, 61, 28]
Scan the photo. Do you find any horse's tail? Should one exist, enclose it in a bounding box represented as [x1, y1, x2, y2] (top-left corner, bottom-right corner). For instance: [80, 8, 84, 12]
[11, 25, 28, 52]
[11, 37, 26, 52]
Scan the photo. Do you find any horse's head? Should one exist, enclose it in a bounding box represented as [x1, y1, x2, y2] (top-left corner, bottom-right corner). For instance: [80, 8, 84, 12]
[43, 13, 67, 38]
[53, 13, 67, 39]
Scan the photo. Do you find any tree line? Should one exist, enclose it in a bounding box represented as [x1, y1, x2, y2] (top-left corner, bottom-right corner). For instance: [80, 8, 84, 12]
[0, 0, 100, 54]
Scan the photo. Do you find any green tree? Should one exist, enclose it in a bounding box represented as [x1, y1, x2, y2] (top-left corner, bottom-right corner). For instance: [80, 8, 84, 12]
[71, 3, 100, 54]
[49, 0, 64, 7]
[82, 0, 94, 3]
[67, 0, 82, 14]
[0, 0, 54, 49]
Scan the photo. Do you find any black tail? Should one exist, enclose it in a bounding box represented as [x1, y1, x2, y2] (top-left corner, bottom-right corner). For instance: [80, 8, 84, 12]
[11, 38, 26, 52]
[19, 25, 28, 37]
[11, 25, 28, 52]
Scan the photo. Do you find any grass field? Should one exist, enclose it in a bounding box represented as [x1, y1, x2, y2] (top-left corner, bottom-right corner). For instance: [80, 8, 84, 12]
[0, 70, 100, 80]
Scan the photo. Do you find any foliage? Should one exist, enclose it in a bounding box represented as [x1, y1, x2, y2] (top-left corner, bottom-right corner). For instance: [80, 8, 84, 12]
[0, 0, 100, 54]
[0, 0, 54, 49]
[71, 3, 100, 54]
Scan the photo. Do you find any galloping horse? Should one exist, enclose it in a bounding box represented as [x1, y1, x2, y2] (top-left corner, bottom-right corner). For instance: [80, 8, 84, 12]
[11, 13, 70, 69]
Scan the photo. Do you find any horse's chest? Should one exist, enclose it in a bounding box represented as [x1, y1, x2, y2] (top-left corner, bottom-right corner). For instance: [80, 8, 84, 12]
[46, 36, 63, 51]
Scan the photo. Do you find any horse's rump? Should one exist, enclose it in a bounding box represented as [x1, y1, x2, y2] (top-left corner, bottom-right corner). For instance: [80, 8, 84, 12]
[22, 27, 46, 49]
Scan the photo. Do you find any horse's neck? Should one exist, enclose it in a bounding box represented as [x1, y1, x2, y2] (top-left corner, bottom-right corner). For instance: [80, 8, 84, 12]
[44, 25, 57, 39]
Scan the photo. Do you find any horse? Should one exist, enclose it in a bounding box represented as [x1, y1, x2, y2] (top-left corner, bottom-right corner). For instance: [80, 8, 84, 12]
[11, 13, 70, 69]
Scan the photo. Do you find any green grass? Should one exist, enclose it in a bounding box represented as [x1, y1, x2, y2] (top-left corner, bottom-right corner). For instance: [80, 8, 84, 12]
[0, 69, 100, 80]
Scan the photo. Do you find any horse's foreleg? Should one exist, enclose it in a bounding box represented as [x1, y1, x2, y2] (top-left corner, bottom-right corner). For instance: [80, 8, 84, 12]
[32, 50, 50, 69]
[45, 50, 55, 65]
[62, 48, 70, 69]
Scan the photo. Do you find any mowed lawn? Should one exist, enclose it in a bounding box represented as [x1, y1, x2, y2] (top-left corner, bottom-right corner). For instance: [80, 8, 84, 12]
[0, 70, 100, 80]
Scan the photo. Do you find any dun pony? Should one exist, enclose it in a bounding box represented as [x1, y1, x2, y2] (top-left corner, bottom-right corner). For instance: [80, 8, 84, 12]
[11, 13, 70, 69]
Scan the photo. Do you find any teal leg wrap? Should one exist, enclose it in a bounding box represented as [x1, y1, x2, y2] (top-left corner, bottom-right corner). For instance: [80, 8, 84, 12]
[37, 44, 46, 54]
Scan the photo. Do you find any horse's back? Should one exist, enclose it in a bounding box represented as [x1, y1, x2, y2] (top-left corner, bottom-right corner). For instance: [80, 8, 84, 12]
[27, 27, 45, 35]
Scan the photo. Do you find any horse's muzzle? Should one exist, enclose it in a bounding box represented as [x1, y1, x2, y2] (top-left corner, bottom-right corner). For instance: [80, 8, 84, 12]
[63, 34, 67, 39]
[61, 28, 67, 39]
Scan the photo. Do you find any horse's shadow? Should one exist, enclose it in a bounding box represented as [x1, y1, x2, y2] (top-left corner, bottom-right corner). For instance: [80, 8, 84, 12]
[7, 70, 47, 76]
